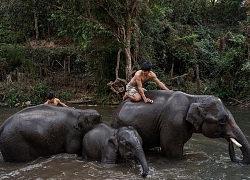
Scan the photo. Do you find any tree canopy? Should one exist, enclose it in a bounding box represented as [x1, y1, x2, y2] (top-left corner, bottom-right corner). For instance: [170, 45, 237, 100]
[0, 0, 250, 105]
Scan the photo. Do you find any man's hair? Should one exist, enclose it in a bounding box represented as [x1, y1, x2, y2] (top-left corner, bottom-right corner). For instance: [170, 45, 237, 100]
[46, 92, 55, 100]
[141, 61, 152, 71]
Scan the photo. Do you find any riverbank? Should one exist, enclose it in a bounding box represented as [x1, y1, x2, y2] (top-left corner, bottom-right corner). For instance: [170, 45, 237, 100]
[0, 79, 122, 107]
[1, 79, 250, 108]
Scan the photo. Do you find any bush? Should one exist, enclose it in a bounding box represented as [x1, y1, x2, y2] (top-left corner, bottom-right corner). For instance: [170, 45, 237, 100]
[0, 44, 29, 73]
[0, 28, 27, 44]
[59, 92, 71, 102]
[30, 82, 50, 104]
[5, 88, 25, 107]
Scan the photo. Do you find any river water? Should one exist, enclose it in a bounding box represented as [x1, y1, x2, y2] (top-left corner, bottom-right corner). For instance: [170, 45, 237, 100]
[0, 105, 250, 180]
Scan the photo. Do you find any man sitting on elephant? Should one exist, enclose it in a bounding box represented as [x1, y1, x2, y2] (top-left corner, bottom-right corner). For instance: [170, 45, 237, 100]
[123, 61, 169, 103]
[113, 90, 250, 164]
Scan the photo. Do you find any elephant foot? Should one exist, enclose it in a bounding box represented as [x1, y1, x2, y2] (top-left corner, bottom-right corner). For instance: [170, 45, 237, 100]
[141, 171, 148, 178]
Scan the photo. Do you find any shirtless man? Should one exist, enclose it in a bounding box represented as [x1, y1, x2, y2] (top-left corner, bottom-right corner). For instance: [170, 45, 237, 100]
[44, 92, 68, 107]
[123, 61, 169, 103]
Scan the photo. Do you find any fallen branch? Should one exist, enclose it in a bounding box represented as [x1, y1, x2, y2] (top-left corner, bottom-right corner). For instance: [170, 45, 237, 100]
[229, 97, 243, 104]
[107, 78, 127, 95]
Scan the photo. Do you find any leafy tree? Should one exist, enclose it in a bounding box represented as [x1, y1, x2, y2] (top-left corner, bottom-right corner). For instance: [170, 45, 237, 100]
[0, 0, 250, 104]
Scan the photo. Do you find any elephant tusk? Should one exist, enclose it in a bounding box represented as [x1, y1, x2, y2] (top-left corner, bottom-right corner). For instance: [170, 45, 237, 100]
[230, 137, 242, 148]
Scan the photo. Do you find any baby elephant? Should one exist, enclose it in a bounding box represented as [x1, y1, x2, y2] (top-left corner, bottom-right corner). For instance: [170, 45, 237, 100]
[82, 123, 149, 177]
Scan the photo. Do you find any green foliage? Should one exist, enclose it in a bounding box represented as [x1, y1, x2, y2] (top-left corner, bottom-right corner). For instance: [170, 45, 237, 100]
[59, 92, 71, 102]
[5, 88, 25, 107]
[242, 61, 250, 72]
[202, 30, 248, 101]
[144, 81, 158, 90]
[93, 82, 112, 105]
[0, 0, 250, 105]
[203, 80, 235, 101]
[0, 28, 27, 44]
[30, 82, 49, 104]
[230, 34, 246, 44]
[209, 0, 248, 25]
[0, 44, 29, 73]
[212, 50, 242, 73]
[4, 82, 49, 107]
[0, 0, 34, 37]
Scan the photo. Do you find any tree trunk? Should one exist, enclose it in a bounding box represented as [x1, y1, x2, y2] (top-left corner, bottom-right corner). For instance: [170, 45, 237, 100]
[34, 12, 39, 40]
[247, 26, 250, 60]
[116, 49, 122, 79]
[124, 0, 133, 81]
[196, 64, 201, 92]
[169, 63, 174, 88]
[125, 47, 132, 81]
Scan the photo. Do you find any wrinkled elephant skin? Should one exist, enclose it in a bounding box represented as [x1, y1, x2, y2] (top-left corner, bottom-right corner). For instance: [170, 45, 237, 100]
[111, 90, 250, 164]
[0, 104, 102, 162]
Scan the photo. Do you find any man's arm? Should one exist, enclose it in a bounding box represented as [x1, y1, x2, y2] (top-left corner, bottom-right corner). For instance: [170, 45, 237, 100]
[151, 73, 169, 90]
[56, 98, 68, 107]
[136, 78, 148, 103]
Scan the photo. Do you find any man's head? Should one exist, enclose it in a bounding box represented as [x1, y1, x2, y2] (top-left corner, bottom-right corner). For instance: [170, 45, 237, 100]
[141, 61, 152, 71]
[46, 92, 55, 100]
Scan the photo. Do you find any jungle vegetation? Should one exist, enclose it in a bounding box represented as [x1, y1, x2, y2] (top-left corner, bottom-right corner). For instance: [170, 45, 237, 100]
[0, 0, 250, 107]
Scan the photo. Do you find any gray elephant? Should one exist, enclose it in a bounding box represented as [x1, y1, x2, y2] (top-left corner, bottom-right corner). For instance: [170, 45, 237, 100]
[82, 123, 149, 177]
[0, 104, 102, 162]
[111, 90, 250, 164]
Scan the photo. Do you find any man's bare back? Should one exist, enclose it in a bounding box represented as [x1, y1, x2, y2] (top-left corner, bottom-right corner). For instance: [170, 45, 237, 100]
[44, 92, 68, 107]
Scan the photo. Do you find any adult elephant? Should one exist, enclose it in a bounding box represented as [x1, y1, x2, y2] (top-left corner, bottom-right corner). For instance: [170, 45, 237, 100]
[0, 104, 102, 162]
[111, 90, 250, 164]
[82, 123, 149, 177]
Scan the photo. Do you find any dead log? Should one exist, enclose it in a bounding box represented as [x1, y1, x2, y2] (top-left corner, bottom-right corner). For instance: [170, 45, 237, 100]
[107, 78, 127, 96]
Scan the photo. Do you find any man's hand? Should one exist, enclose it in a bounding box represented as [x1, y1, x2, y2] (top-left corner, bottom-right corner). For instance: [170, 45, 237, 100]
[144, 98, 153, 104]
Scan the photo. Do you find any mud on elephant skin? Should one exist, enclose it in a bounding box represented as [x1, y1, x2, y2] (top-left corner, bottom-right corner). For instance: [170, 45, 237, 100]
[111, 90, 250, 164]
[82, 123, 149, 177]
[0, 104, 102, 162]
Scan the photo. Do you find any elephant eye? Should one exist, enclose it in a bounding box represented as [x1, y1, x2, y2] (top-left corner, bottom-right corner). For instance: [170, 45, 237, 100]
[125, 142, 132, 149]
[119, 139, 132, 149]
[219, 117, 227, 125]
[120, 139, 126, 146]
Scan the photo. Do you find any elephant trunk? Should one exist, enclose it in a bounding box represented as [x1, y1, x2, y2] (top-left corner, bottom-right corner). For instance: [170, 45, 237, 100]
[228, 125, 250, 164]
[134, 148, 149, 177]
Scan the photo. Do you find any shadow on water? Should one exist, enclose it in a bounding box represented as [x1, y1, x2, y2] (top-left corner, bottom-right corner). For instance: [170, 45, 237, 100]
[0, 105, 250, 179]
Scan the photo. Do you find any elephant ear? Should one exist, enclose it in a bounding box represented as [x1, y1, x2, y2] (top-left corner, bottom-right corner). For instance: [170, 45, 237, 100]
[186, 103, 206, 130]
[108, 132, 118, 152]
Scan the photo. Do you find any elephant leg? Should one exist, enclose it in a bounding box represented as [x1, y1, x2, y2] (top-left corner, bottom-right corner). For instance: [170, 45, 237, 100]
[65, 137, 82, 156]
[2, 142, 37, 162]
[81, 148, 87, 159]
[160, 128, 184, 159]
[101, 148, 118, 164]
